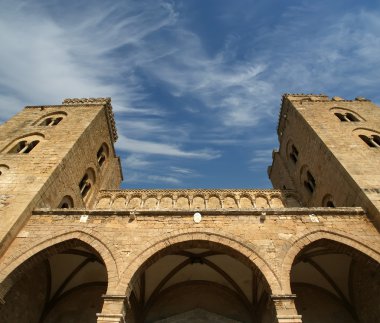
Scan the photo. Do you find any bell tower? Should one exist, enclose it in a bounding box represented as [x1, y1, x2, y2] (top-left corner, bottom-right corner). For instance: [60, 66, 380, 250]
[269, 94, 380, 227]
[0, 98, 122, 256]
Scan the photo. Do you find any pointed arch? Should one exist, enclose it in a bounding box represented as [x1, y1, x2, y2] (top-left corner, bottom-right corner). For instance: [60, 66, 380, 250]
[280, 229, 380, 294]
[0, 230, 119, 300]
[116, 229, 282, 297]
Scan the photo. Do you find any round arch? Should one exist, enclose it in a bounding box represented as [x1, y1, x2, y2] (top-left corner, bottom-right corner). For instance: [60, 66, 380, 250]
[116, 229, 282, 296]
[0, 230, 119, 299]
[33, 111, 68, 126]
[280, 229, 380, 293]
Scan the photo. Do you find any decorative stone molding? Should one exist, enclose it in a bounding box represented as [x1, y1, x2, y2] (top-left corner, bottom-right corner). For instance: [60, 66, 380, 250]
[94, 189, 302, 211]
[62, 98, 111, 105]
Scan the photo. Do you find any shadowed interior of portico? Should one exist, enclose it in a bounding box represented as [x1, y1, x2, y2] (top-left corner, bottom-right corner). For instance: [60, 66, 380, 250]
[129, 241, 276, 323]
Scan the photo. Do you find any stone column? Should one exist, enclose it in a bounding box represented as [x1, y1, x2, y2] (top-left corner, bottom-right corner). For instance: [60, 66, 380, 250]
[97, 294, 130, 323]
[271, 294, 302, 323]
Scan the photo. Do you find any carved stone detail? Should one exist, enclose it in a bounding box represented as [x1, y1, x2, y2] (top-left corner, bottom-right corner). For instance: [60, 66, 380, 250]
[95, 189, 299, 210]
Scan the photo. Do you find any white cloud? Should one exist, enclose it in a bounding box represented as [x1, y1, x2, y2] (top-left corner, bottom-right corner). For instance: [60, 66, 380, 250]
[249, 149, 273, 171]
[170, 166, 195, 176]
[140, 30, 275, 127]
[0, 0, 176, 110]
[116, 135, 220, 159]
[1, 0, 379, 188]
[123, 154, 152, 170]
[124, 172, 181, 185]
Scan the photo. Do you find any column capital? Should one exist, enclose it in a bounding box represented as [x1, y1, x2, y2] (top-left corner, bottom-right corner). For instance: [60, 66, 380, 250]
[102, 294, 127, 300]
[271, 294, 302, 323]
[97, 294, 128, 323]
[271, 294, 297, 300]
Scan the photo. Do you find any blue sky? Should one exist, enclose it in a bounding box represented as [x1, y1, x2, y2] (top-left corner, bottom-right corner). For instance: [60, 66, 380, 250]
[0, 0, 379, 188]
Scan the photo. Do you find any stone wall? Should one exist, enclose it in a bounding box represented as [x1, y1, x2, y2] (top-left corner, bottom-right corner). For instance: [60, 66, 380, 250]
[0, 101, 122, 256]
[271, 95, 380, 228]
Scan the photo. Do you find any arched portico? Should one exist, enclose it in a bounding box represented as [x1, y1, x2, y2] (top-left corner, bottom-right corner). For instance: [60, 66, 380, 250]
[281, 230, 380, 323]
[98, 230, 301, 323]
[0, 230, 119, 298]
[0, 232, 116, 323]
[280, 229, 380, 294]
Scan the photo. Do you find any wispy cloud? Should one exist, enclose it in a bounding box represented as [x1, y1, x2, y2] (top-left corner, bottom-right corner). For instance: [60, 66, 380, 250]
[1, 0, 379, 188]
[0, 0, 177, 111]
[170, 166, 196, 176]
[125, 172, 181, 185]
[123, 154, 153, 170]
[117, 135, 220, 159]
[140, 30, 275, 128]
[250, 150, 273, 164]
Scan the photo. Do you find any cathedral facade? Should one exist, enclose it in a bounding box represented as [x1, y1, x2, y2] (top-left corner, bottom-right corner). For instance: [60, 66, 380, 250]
[0, 94, 379, 323]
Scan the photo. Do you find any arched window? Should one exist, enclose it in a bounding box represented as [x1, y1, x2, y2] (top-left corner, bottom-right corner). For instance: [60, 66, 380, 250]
[346, 113, 359, 122]
[322, 194, 336, 208]
[97, 147, 106, 167]
[35, 112, 66, 127]
[39, 116, 63, 126]
[326, 201, 335, 207]
[40, 118, 53, 126]
[289, 145, 299, 163]
[332, 108, 362, 122]
[359, 134, 380, 148]
[58, 195, 74, 208]
[96, 143, 109, 168]
[304, 171, 316, 193]
[8, 140, 39, 154]
[79, 168, 96, 200]
[335, 112, 360, 122]
[79, 174, 91, 198]
[334, 113, 347, 122]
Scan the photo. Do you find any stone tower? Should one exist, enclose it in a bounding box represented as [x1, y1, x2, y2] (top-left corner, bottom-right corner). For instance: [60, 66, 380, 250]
[269, 94, 380, 227]
[0, 98, 122, 256]
[0, 95, 380, 323]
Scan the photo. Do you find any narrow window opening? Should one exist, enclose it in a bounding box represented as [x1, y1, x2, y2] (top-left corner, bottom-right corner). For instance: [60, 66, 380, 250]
[52, 117, 63, 125]
[326, 201, 335, 208]
[58, 195, 74, 208]
[9, 140, 27, 154]
[40, 118, 53, 126]
[97, 147, 106, 167]
[23, 140, 39, 153]
[304, 171, 316, 193]
[372, 135, 380, 147]
[289, 145, 299, 163]
[359, 135, 377, 147]
[79, 174, 91, 198]
[39, 116, 63, 126]
[335, 113, 347, 122]
[346, 113, 359, 122]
